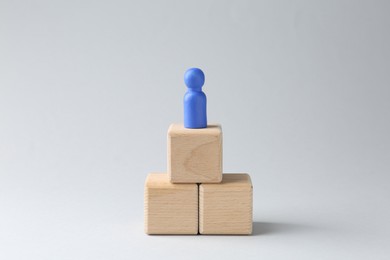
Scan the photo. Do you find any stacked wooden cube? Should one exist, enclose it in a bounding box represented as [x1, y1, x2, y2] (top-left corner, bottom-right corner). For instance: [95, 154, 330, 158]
[144, 123, 253, 235]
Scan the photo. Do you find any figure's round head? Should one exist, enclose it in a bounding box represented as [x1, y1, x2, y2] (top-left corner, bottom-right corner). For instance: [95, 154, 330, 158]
[184, 68, 205, 89]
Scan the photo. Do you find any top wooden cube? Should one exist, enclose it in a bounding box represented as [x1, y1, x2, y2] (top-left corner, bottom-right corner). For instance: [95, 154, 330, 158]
[167, 123, 222, 183]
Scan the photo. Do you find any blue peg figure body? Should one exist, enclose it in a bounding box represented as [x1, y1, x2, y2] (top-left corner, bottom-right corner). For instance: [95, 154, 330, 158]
[184, 68, 207, 129]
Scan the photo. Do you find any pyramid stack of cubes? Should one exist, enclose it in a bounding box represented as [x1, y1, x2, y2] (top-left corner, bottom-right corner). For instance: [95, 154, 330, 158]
[144, 123, 253, 235]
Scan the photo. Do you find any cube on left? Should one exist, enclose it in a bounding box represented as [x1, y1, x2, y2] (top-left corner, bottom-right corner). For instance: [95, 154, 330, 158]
[144, 173, 198, 234]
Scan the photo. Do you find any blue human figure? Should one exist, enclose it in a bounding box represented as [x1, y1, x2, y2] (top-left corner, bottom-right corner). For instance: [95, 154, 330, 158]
[184, 68, 207, 128]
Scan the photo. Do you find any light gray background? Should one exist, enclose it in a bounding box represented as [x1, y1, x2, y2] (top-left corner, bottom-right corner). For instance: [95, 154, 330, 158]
[1, 0, 389, 259]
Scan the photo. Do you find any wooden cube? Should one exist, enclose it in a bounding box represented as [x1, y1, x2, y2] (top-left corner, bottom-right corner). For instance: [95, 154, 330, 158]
[199, 174, 253, 235]
[167, 123, 222, 183]
[144, 173, 198, 234]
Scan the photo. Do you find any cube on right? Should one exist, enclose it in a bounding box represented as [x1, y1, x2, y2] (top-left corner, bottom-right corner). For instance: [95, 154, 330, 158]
[199, 173, 253, 235]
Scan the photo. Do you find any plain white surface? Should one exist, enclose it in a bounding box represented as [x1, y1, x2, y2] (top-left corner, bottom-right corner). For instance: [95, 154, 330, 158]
[1, 0, 390, 259]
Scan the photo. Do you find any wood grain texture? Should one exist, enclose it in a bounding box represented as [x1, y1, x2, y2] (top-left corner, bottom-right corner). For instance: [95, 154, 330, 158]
[199, 174, 253, 235]
[167, 123, 222, 183]
[144, 173, 198, 234]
